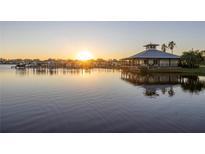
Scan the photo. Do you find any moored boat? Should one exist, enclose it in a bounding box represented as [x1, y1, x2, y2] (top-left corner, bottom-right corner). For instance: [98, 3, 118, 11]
[15, 63, 26, 69]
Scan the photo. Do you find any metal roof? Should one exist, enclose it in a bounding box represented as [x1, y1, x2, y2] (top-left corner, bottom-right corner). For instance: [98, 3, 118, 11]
[126, 49, 180, 59]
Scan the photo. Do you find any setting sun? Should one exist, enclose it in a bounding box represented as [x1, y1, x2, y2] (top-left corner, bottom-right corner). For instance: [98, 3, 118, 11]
[76, 50, 93, 61]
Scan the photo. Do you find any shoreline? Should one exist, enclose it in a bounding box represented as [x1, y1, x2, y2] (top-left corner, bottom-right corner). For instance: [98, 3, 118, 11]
[1, 64, 205, 76]
[122, 66, 205, 75]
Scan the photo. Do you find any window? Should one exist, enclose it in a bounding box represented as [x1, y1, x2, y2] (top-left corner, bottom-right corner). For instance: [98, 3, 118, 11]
[144, 59, 148, 64]
[154, 59, 158, 65]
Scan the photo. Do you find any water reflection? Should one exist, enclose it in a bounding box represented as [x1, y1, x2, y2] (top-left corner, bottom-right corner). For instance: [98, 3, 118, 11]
[15, 68, 205, 97]
[2, 66, 205, 132]
[15, 68, 86, 76]
[15, 68, 120, 76]
[181, 76, 205, 94]
[15, 69, 29, 76]
[121, 71, 205, 97]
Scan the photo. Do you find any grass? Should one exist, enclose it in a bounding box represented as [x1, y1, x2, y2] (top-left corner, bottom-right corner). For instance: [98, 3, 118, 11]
[180, 65, 205, 75]
[148, 65, 205, 75]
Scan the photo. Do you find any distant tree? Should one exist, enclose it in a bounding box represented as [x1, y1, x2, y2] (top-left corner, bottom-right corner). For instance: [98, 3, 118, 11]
[181, 50, 203, 68]
[168, 41, 176, 54]
[96, 58, 106, 62]
[161, 43, 168, 52]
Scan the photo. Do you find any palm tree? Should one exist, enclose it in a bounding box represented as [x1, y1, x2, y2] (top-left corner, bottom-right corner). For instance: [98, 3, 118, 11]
[161, 43, 168, 52]
[168, 41, 176, 54]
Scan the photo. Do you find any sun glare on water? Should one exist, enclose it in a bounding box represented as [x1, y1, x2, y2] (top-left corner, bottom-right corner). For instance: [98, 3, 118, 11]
[76, 50, 93, 61]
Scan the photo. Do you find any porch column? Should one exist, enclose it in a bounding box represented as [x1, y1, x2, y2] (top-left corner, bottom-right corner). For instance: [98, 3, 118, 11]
[132, 59, 134, 66]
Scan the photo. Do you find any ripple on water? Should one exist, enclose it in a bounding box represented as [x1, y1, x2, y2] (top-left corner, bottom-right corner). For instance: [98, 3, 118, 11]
[1, 67, 205, 132]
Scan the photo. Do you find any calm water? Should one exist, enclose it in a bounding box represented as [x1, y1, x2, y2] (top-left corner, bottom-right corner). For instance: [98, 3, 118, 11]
[1, 65, 205, 133]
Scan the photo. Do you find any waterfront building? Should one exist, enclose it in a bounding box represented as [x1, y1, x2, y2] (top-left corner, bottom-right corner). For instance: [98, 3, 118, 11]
[122, 43, 180, 67]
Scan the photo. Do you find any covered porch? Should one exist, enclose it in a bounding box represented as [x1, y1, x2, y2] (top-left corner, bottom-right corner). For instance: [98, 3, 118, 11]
[121, 58, 179, 67]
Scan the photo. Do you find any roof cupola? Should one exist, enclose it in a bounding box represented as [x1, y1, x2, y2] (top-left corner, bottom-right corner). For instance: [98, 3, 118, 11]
[143, 43, 159, 50]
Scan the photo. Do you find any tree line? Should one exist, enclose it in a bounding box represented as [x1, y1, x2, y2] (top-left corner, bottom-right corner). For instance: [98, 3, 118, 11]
[160, 41, 205, 68]
[180, 49, 204, 68]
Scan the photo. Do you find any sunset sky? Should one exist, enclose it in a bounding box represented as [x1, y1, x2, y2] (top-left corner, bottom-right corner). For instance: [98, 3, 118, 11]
[1, 21, 205, 60]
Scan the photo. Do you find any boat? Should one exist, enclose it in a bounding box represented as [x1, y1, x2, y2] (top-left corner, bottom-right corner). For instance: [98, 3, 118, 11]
[15, 63, 26, 69]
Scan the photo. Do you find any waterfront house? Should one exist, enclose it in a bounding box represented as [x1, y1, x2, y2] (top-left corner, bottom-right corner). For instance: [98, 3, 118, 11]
[122, 43, 180, 67]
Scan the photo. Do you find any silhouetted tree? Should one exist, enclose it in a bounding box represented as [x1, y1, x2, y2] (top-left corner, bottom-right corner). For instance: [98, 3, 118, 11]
[168, 41, 176, 54]
[181, 50, 203, 68]
[161, 43, 168, 52]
